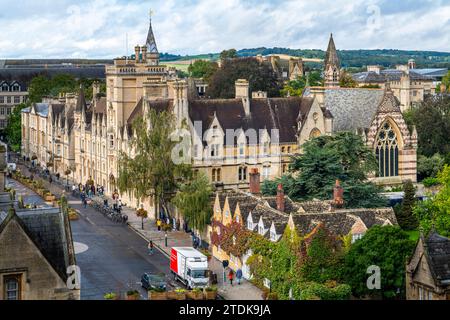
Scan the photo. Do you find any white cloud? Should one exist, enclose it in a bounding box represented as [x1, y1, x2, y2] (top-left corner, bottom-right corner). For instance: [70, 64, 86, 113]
[0, 0, 448, 59]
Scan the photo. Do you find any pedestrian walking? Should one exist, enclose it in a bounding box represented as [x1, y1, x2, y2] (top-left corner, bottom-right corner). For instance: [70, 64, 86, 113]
[83, 198, 88, 208]
[236, 269, 243, 285]
[148, 241, 154, 255]
[228, 269, 234, 286]
[157, 219, 162, 232]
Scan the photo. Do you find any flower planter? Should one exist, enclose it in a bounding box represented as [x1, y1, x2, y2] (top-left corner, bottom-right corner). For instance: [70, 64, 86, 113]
[187, 291, 204, 300]
[126, 294, 140, 300]
[148, 291, 167, 300]
[204, 291, 218, 300]
[167, 291, 187, 300]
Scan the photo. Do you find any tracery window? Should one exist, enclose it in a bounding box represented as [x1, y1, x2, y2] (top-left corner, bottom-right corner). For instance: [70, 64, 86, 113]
[375, 121, 399, 177]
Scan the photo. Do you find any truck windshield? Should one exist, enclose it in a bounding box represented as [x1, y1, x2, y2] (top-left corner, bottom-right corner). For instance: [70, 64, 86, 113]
[191, 270, 208, 279]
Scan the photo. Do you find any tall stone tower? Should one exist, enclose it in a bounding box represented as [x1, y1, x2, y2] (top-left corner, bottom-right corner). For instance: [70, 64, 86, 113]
[324, 34, 340, 87]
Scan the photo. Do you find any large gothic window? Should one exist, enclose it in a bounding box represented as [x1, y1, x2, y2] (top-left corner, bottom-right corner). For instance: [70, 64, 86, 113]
[375, 121, 399, 177]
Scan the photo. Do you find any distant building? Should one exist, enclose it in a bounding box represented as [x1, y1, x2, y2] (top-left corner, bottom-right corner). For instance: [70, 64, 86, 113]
[256, 54, 305, 81]
[352, 61, 444, 112]
[0, 147, 79, 300]
[0, 80, 28, 129]
[406, 232, 450, 300]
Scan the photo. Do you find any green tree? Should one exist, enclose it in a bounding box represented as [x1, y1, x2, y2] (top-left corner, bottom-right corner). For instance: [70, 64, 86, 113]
[442, 70, 450, 91]
[411, 95, 450, 157]
[263, 132, 386, 208]
[339, 71, 358, 88]
[28, 75, 52, 103]
[307, 71, 324, 87]
[417, 153, 445, 181]
[117, 109, 191, 219]
[300, 227, 345, 284]
[4, 103, 28, 152]
[280, 78, 306, 97]
[188, 60, 218, 81]
[395, 180, 419, 231]
[207, 57, 282, 98]
[414, 165, 450, 237]
[220, 49, 238, 60]
[343, 226, 415, 299]
[173, 172, 213, 233]
[49, 74, 77, 97]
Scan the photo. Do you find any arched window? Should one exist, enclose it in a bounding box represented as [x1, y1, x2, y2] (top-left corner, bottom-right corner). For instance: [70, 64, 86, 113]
[309, 128, 322, 139]
[375, 121, 399, 177]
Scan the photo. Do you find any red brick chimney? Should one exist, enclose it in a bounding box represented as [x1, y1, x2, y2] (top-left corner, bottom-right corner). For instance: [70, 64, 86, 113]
[249, 168, 261, 194]
[333, 180, 344, 208]
[276, 184, 285, 212]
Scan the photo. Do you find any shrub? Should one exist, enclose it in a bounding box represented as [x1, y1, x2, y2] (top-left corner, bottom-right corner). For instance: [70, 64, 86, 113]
[423, 177, 440, 188]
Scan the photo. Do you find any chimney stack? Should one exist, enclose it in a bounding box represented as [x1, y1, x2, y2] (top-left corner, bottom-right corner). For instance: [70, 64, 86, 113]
[235, 79, 250, 117]
[135, 45, 141, 63]
[249, 168, 261, 194]
[141, 46, 148, 63]
[276, 184, 285, 212]
[333, 180, 344, 208]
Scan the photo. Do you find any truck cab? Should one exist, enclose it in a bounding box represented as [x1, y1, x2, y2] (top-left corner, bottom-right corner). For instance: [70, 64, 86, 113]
[170, 247, 209, 289]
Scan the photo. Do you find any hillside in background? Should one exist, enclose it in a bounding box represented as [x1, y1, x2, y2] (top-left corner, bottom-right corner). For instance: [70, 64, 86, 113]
[162, 48, 450, 70]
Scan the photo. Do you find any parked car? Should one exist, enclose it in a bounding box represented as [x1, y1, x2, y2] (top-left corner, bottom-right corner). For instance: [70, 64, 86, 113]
[141, 273, 167, 291]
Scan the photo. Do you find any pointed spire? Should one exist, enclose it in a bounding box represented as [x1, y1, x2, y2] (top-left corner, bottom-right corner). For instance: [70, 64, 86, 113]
[324, 34, 341, 87]
[146, 11, 158, 54]
[325, 33, 340, 68]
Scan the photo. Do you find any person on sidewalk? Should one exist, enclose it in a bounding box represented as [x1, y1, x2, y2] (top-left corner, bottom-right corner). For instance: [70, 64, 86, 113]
[148, 241, 154, 255]
[228, 269, 234, 286]
[83, 198, 88, 208]
[157, 219, 162, 232]
[236, 269, 243, 285]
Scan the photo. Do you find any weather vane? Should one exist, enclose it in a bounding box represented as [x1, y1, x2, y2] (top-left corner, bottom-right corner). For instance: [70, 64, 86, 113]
[149, 9, 154, 20]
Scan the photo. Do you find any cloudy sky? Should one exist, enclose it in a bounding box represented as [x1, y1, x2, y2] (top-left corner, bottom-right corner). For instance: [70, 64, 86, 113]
[0, 0, 449, 59]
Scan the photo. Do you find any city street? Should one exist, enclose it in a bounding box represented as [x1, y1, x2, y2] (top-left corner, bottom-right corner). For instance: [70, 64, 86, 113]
[7, 177, 175, 300]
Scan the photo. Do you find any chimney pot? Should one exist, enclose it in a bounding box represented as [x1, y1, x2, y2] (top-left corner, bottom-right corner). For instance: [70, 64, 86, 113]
[333, 180, 344, 208]
[249, 168, 261, 194]
[276, 184, 285, 212]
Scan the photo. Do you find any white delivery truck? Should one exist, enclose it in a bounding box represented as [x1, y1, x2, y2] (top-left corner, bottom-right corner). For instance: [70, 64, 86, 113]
[170, 247, 209, 289]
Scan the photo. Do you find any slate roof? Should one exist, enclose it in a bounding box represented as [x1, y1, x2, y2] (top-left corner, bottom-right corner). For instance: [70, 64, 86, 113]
[189, 97, 313, 145]
[34, 103, 50, 117]
[323, 88, 385, 132]
[0, 207, 75, 282]
[425, 232, 450, 285]
[353, 69, 436, 83]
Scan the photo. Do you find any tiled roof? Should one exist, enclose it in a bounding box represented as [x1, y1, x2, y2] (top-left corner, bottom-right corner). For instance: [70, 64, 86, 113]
[353, 69, 436, 83]
[324, 88, 385, 132]
[425, 232, 450, 285]
[0, 208, 75, 282]
[189, 97, 313, 145]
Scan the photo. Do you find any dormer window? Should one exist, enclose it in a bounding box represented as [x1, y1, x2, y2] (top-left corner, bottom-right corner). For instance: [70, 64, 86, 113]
[1, 84, 9, 92]
[12, 84, 20, 92]
[210, 144, 219, 157]
[259, 225, 265, 235]
[270, 231, 277, 242]
[247, 220, 253, 230]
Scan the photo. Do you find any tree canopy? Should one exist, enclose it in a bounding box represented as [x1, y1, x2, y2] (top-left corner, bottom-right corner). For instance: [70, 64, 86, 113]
[414, 165, 450, 237]
[410, 95, 450, 157]
[173, 172, 213, 233]
[343, 226, 415, 299]
[207, 57, 282, 98]
[262, 132, 387, 208]
[117, 109, 191, 219]
[4, 103, 27, 152]
[187, 60, 218, 81]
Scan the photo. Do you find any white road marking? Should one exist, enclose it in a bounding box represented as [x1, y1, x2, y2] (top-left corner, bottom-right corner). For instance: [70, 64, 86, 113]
[74, 242, 89, 254]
